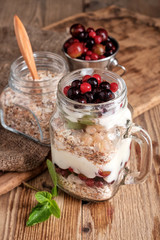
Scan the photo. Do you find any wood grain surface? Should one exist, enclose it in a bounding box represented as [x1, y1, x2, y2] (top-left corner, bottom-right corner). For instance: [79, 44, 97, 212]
[0, 5, 160, 240]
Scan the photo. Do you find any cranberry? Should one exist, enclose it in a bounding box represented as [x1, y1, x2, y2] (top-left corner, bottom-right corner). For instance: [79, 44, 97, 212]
[86, 38, 95, 49]
[87, 27, 94, 32]
[93, 74, 101, 84]
[88, 31, 96, 38]
[84, 92, 94, 103]
[78, 31, 88, 41]
[63, 85, 70, 95]
[99, 89, 115, 102]
[99, 81, 110, 89]
[68, 167, 74, 172]
[94, 35, 102, 44]
[70, 23, 85, 38]
[91, 53, 98, 60]
[87, 77, 98, 89]
[78, 174, 88, 180]
[82, 75, 91, 82]
[67, 42, 84, 58]
[92, 44, 105, 56]
[98, 170, 111, 177]
[80, 82, 92, 93]
[85, 179, 95, 187]
[110, 82, 118, 92]
[67, 87, 81, 100]
[95, 180, 104, 188]
[96, 28, 108, 42]
[71, 79, 82, 88]
[106, 41, 113, 50]
[86, 50, 92, 56]
[85, 56, 91, 61]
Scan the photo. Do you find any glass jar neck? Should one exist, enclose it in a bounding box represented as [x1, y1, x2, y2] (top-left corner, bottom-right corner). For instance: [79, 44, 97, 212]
[9, 51, 68, 95]
[57, 68, 127, 119]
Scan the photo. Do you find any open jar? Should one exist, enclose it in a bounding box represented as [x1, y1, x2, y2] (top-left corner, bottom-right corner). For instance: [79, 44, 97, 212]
[50, 68, 152, 201]
[0, 51, 68, 145]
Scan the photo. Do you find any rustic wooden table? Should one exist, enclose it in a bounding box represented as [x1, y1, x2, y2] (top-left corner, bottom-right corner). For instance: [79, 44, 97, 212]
[0, 1, 160, 240]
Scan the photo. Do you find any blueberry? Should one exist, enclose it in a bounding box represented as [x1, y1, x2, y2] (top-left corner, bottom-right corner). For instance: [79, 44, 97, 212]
[67, 87, 81, 100]
[84, 92, 94, 103]
[99, 81, 110, 89]
[71, 79, 82, 88]
[99, 89, 115, 102]
[87, 77, 98, 89]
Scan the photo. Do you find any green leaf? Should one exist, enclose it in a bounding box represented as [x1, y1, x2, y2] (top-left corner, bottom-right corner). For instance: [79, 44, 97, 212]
[49, 199, 61, 218]
[46, 159, 57, 197]
[65, 115, 95, 130]
[66, 119, 85, 130]
[78, 115, 95, 125]
[26, 202, 52, 226]
[35, 191, 52, 203]
[51, 186, 57, 197]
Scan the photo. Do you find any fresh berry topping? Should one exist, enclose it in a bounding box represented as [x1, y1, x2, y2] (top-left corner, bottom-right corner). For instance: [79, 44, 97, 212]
[82, 75, 91, 82]
[67, 42, 84, 58]
[99, 89, 115, 102]
[85, 179, 95, 187]
[71, 79, 82, 88]
[94, 35, 103, 44]
[84, 92, 94, 103]
[98, 170, 111, 177]
[86, 38, 95, 49]
[99, 81, 110, 89]
[91, 53, 99, 60]
[88, 31, 96, 38]
[70, 23, 85, 38]
[78, 31, 88, 41]
[63, 85, 70, 95]
[80, 82, 92, 93]
[92, 44, 105, 56]
[86, 27, 94, 32]
[67, 87, 81, 100]
[68, 167, 74, 172]
[85, 55, 91, 61]
[92, 74, 101, 84]
[92, 87, 101, 99]
[86, 50, 92, 56]
[110, 82, 118, 92]
[87, 77, 98, 89]
[76, 95, 87, 104]
[78, 174, 88, 180]
[96, 28, 108, 42]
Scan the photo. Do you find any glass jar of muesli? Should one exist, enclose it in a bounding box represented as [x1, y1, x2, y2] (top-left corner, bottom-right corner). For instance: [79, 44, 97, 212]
[0, 51, 68, 145]
[50, 68, 152, 201]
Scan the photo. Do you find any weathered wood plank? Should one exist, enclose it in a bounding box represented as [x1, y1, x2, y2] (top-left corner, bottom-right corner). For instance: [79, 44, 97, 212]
[82, 105, 160, 240]
[0, 0, 83, 28]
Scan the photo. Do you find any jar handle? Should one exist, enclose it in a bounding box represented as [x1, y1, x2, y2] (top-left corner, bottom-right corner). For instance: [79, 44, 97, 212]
[123, 124, 152, 185]
[108, 58, 126, 76]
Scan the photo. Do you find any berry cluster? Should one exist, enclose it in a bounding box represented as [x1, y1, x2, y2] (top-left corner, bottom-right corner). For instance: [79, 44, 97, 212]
[63, 74, 118, 104]
[63, 23, 117, 60]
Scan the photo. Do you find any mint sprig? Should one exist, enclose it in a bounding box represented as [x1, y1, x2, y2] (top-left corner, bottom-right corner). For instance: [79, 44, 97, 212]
[26, 159, 60, 226]
[66, 114, 95, 130]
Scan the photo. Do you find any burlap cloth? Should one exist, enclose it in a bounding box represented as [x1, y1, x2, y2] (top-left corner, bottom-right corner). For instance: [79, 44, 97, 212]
[0, 26, 68, 172]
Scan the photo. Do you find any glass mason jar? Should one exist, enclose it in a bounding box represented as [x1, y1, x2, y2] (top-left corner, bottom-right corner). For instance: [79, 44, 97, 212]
[0, 51, 69, 145]
[50, 68, 152, 201]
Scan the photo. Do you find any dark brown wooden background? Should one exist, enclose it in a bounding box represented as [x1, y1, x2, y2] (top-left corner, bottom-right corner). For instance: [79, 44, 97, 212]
[0, 0, 160, 29]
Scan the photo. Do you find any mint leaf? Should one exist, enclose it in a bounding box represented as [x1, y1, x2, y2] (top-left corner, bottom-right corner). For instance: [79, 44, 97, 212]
[49, 199, 61, 218]
[26, 202, 51, 226]
[66, 119, 85, 130]
[65, 115, 95, 130]
[46, 159, 57, 197]
[35, 191, 52, 203]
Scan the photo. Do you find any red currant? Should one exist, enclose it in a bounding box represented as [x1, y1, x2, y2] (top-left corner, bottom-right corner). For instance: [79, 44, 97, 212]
[110, 82, 118, 92]
[94, 35, 102, 44]
[85, 56, 91, 61]
[82, 75, 91, 82]
[80, 82, 92, 93]
[88, 31, 96, 38]
[93, 74, 101, 84]
[86, 50, 92, 56]
[63, 86, 70, 95]
[91, 53, 99, 60]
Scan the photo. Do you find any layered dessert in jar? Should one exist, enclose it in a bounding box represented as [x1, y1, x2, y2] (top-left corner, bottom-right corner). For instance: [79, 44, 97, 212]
[0, 52, 68, 145]
[50, 68, 132, 201]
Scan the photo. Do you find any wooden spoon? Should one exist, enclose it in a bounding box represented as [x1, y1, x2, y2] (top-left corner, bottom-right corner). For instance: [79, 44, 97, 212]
[14, 15, 39, 80]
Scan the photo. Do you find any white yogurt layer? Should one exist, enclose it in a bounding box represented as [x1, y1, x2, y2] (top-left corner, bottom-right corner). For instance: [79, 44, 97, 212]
[51, 137, 131, 183]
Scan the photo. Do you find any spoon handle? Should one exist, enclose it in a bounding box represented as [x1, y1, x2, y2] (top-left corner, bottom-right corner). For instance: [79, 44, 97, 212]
[14, 15, 39, 80]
